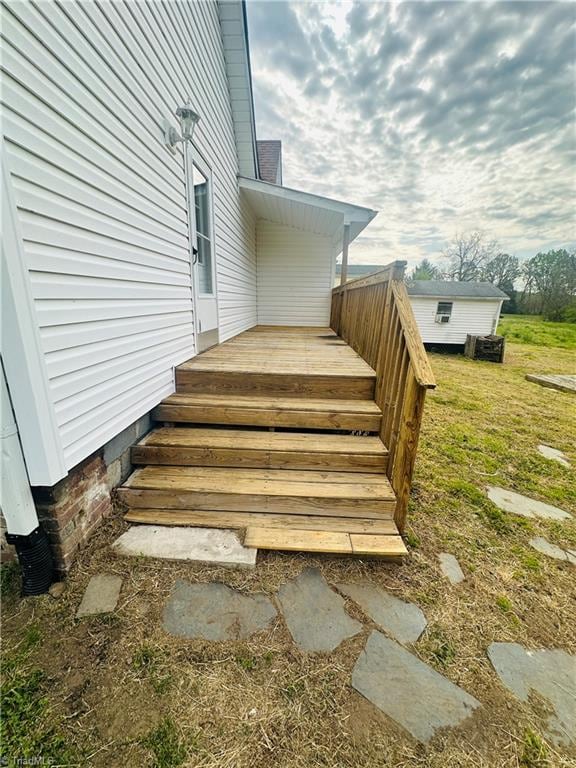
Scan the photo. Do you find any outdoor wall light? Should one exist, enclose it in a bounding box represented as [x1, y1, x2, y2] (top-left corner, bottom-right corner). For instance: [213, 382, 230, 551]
[164, 102, 200, 151]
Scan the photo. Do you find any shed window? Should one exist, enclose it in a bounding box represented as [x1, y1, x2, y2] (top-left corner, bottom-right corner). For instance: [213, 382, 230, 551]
[437, 301, 453, 315]
[435, 301, 453, 323]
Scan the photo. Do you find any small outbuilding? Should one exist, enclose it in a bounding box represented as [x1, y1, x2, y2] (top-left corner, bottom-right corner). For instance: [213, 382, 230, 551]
[406, 281, 509, 346]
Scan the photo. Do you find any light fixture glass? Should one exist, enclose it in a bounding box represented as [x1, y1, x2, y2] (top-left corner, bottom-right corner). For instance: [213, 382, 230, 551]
[175, 103, 200, 142]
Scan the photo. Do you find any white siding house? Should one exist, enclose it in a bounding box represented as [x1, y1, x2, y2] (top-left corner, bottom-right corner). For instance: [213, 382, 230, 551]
[406, 281, 509, 345]
[1, 0, 377, 563]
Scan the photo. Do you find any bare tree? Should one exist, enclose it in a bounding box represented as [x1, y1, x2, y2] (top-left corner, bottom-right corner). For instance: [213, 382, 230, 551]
[442, 231, 499, 281]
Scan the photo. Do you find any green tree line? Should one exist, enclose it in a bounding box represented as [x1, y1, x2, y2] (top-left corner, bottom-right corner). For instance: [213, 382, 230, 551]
[408, 232, 576, 321]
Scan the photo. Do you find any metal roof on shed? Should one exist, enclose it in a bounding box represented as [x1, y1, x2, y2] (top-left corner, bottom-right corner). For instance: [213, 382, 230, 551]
[406, 281, 510, 299]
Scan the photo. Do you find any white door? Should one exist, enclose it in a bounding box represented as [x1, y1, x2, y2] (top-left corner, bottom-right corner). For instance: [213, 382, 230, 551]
[189, 151, 218, 338]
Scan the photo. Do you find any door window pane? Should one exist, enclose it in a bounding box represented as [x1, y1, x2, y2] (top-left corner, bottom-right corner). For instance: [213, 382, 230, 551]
[193, 165, 213, 294]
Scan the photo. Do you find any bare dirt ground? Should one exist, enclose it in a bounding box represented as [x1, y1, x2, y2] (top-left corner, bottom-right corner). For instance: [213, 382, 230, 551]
[2, 340, 575, 768]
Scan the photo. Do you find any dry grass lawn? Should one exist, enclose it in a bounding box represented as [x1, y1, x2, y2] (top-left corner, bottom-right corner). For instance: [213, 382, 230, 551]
[2, 339, 575, 768]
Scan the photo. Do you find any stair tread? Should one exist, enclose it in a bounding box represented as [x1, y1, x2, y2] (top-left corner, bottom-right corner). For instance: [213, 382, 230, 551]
[161, 393, 381, 413]
[138, 427, 387, 455]
[123, 508, 397, 534]
[244, 527, 407, 558]
[122, 466, 395, 499]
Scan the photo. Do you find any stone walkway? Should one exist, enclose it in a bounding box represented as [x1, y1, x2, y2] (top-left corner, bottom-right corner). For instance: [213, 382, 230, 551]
[76, 574, 122, 617]
[438, 552, 465, 584]
[488, 643, 576, 747]
[537, 444, 570, 467]
[337, 582, 427, 644]
[529, 536, 576, 565]
[157, 567, 576, 745]
[353, 631, 480, 742]
[160, 567, 480, 743]
[76, 555, 575, 748]
[277, 568, 362, 652]
[487, 486, 572, 520]
[163, 580, 276, 641]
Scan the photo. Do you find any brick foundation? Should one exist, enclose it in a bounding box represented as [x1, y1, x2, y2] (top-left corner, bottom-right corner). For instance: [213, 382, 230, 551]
[30, 414, 151, 575]
[32, 454, 112, 574]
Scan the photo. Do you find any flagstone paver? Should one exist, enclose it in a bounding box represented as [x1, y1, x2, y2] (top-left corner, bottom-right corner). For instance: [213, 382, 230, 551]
[277, 567, 362, 652]
[529, 537, 576, 565]
[438, 553, 465, 584]
[76, 574, 122, 617]
[163, 580, 276, 641]
[537, 444, 570, 467]
[112, 525, 257, 568]
[488, 642, 576, 747]
[486, 486, 572, 520]
[352, 631, 481, 742]
[337, 582, 427, 644]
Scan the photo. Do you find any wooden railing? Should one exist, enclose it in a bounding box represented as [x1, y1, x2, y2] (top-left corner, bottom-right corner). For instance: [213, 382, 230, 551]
[331, 261, 436, 531]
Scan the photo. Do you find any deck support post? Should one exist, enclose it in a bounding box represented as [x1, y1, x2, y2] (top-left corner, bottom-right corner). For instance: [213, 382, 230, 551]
[340, 223, 351, 286]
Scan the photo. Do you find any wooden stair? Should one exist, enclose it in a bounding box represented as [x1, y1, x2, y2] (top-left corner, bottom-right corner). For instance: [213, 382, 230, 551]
[153, 394, 382, 431]
[132, 427, 388, 472]
[118, 328, 407, 559]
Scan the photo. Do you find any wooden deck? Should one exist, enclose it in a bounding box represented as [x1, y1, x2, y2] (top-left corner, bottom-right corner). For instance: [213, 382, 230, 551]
[118, 326, 407, 559]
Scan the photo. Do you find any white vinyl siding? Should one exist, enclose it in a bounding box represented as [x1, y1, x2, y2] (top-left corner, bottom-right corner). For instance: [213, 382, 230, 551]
[256, 222, 333, 326]
[410, 297, 504, 344]
[1, 0, 256, 475]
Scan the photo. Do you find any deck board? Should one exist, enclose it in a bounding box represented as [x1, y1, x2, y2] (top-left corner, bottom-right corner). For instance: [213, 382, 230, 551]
[178, 327, 376, 377]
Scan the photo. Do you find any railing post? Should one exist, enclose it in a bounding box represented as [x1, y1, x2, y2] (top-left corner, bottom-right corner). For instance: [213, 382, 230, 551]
[340, 224, 350, 286]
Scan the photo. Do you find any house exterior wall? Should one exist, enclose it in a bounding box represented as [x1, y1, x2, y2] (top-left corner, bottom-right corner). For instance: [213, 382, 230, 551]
[1, 0, 257, 481]
[409, 296, 504, 344]
[256, 221, 333, 326]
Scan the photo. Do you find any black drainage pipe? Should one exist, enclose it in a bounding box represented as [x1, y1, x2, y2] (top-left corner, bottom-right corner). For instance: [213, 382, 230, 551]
[5, 525, 54, 596]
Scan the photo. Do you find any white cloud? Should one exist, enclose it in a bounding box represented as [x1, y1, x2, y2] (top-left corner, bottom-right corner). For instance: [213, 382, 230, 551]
[246, 0, 576, 269]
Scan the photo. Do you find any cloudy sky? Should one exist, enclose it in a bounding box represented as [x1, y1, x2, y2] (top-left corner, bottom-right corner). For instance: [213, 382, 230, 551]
[245, 1, 575, 267]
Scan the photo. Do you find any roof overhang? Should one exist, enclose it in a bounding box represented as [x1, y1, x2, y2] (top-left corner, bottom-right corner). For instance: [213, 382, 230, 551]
[219, 1, 259, 178]
[239, 176, 377, 248]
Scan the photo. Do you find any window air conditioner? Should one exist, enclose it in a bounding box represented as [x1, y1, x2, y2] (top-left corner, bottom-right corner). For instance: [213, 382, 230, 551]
[435, 314, 451, 324]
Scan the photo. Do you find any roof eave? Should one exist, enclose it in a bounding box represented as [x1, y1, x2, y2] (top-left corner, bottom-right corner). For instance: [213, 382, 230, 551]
[239, 176, 377, 222]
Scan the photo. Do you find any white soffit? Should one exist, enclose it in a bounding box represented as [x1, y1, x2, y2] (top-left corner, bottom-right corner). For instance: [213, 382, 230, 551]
[239, 176, 378, 241]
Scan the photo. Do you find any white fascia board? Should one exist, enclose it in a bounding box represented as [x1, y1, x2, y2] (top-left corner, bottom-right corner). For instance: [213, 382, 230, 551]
[239, 176, 378, 222]
[219, 1, 259, 178]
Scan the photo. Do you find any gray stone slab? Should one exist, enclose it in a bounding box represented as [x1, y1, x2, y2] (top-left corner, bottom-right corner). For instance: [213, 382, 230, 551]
[277, 567, 362, 652]
[112, 525, 257, 568]
[488, 642, 576, 747]
[352, 631, 480, 742]
[537, 444, 570, 467]
[438, 553, 465, 584]
[529, 537, 576, 565]
[486, 486, 572, 521]
[337, 582, 427, 644]
[163, 580, 276, 641]
[76, 574, 122, 617]
[526, 374, 576, 394]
